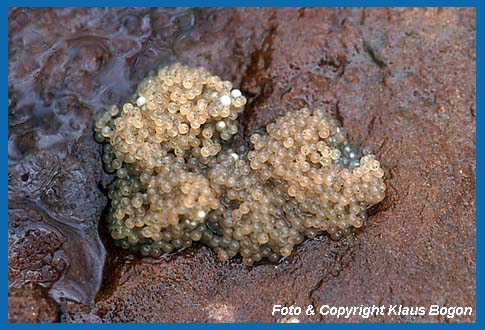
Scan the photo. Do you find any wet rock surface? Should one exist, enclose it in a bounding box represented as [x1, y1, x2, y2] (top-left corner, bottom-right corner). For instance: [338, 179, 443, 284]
[8, 283, 59, 322]
[8, 8, 475, 322]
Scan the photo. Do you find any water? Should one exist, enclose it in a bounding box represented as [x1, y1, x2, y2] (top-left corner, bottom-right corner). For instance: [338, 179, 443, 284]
[8, 7, 211, 306]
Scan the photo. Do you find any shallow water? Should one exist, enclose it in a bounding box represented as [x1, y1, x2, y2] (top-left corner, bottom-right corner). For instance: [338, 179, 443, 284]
[8, 7, 215, 305]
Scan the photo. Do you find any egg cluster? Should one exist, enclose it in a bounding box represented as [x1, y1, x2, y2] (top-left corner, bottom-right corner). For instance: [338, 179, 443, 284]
[94, 63, 386, 265]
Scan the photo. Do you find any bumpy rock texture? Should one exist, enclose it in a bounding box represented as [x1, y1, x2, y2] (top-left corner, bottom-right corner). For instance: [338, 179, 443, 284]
[8, 8, 475, 322]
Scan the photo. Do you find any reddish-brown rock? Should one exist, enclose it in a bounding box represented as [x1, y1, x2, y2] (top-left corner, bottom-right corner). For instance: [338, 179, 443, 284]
[8, 283, 59, 322]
